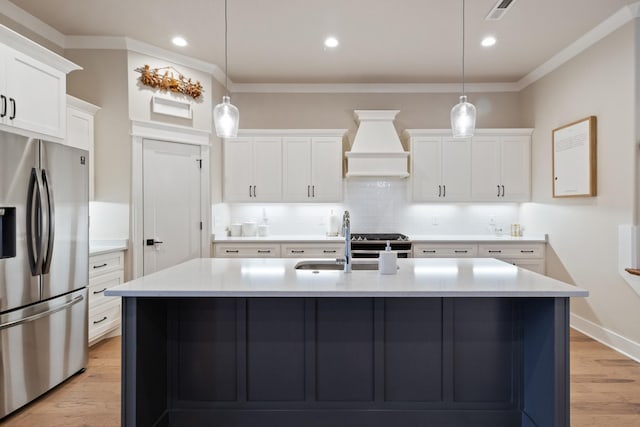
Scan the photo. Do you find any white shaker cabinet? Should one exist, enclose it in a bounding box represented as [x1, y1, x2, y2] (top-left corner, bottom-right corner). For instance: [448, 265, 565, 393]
[409, 134, 471, 201]
[0, 25, 79, 140]
[283, 136, 343, 202]
[88, 251, 124, 346]
[471, 132, 532, 202]
[67, 95, 99, 200]
[223, 137, 282, 202]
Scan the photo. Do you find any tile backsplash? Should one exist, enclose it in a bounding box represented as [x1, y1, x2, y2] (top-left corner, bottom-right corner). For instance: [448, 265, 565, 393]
[214, 178, 520, 236]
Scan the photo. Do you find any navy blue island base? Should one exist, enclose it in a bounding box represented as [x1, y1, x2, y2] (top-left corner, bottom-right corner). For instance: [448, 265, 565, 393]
[120, 296, 570, 427]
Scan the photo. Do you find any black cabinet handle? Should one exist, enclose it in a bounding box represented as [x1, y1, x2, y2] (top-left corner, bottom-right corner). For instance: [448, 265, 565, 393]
[257, 250, 271, 254]
[488, 250, 502, 254]
[92, 263, 108, 269]
[92, 288, 107, 295]
[454, 250, 468, 254]
[307, 185, 310, 197]
[291, 250, 305, 254]
[323, 250, 337, 254]
[422, 250, 436, 254]
[93, 316, 108, 325]
[253, 185, 257, 197]
[501, 185, 505, 197]
[520, 250, 535, 253]
[9, 98, 15, 120]
[0, 95, 6, 118]
[438, 185, 441, 197]
[249, 186, 252, 197]
[312, 185, 315, 197]
[443, 185, 446, 197]
[225, 249, 239, 253]
[497, 185, 501, 197]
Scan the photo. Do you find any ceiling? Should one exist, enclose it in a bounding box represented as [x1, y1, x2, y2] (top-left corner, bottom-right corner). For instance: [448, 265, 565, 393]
[6, 0, 639, 85]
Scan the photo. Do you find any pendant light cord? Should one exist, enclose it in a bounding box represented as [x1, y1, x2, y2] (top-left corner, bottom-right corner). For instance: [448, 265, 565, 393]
[224, 0, 229, 96]
[462, 0, 465, 96]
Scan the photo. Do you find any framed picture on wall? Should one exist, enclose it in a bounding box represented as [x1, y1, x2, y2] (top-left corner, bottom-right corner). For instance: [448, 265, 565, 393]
[552, 116, 597, 198]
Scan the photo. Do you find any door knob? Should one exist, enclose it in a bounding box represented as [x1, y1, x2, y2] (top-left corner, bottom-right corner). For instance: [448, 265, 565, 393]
[146, 239, 164, 246]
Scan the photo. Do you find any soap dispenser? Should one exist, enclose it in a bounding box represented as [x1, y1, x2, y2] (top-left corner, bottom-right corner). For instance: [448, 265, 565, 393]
[378, 240, 397, 275]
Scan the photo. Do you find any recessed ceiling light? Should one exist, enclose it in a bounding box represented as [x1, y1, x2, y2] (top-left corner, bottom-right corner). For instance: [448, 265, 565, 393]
[324, 36, 339, 48]
[172, 36, 188, 47]
[481, 36, 497, 47]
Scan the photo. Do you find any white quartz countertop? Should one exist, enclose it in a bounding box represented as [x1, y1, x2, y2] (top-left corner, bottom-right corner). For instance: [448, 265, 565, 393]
[89, 240, 128, 256]
[106, 257, 586, 298]
[212, 234, 547, 243]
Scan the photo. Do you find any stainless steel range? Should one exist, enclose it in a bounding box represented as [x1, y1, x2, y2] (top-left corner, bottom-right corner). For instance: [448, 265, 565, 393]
[350, 233, 412, 258]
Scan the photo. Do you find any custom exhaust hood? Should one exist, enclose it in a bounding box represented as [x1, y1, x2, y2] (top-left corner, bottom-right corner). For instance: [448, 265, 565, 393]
[345, 110, 409, 178]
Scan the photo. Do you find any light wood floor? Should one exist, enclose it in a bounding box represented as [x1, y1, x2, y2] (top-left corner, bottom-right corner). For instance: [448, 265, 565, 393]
[1, 329, 639, 426]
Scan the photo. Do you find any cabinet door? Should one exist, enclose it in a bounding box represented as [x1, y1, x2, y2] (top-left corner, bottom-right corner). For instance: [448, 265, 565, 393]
[471, 136, 502, 201]
[311, 137, 342, 201]
[441, 137, 471, 201]
[4, 47, 66, 138]
[67, 107, 95, 199]
[253, 137, 282, 201]
[411, 137, 442, 201]
[224, 138, 255, 201]
[283, 137, 312, 201]
[500, 136, 530, 201]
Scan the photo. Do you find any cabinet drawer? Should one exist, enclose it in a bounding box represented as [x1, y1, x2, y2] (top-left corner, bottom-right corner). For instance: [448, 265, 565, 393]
[214, 244, 281, 258]
[89, 251, 125, 277]
[500, 259, 546, 275]
[88, 299, 121, 344]
[478, 244, 545, 259]
[413, 243, 478, 258]
[282, 244, 344, 258]
[88, 270, 124, 309]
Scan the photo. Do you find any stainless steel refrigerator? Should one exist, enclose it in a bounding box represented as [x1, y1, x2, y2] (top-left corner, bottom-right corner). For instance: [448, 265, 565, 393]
[0, 130, 88, 419]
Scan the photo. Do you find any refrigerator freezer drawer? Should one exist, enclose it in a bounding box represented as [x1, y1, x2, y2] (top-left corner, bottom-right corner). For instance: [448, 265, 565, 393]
[0, 288, 88, 419]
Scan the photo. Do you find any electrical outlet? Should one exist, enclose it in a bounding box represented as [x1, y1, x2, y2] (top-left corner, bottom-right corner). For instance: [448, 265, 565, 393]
[489, 215, 496, 225]
[432, 216, 439, 225]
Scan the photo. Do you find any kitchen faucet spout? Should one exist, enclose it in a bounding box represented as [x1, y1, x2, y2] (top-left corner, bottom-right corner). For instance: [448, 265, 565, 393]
[343, 211, 351, 273]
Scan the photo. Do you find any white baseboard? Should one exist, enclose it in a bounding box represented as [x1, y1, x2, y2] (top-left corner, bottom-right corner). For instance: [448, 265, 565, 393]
[570, 313, 640, 363]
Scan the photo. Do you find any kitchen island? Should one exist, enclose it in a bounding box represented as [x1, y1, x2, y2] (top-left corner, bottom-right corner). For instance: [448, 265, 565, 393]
[106, 257, 587, 427]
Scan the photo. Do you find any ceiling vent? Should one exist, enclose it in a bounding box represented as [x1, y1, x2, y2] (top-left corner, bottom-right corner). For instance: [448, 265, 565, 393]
[485, 0, 518, 21]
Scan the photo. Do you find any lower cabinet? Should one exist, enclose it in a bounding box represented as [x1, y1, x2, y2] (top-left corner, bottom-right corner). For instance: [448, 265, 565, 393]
[414, 242, 546, 274]
[214, 243, 281, 258]
[282, 243, 344, 258]
[88, 251, 124, 345]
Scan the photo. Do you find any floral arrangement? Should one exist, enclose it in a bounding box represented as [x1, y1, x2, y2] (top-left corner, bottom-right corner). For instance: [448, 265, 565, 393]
[134, 65, 204, 99]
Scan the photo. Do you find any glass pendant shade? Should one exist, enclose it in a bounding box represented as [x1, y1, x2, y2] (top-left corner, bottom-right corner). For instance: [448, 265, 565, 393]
[214, 95, 239, 138]
[450, 95, 476, 138]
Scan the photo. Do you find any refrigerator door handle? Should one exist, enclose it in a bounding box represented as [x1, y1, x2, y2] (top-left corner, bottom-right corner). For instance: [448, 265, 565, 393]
[41, 169, 55, 274]
[26, 168, 45, 275]
[0, 294, 84, 331]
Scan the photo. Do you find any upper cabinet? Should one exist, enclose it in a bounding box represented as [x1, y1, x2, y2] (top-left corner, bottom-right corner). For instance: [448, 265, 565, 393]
[408, 133, 471, 202]
[224, 136, 283, 202]
[405, 129, 532, 203]
[0, 25, 80, 140]
[471, 132, 532, 202]
[223, 130, 346, 203]
[67, 95, 100, 200]
[283, 136, 343, 202]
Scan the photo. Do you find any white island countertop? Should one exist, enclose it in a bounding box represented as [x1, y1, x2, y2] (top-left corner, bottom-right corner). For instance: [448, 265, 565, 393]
[106, 257, 587, 298]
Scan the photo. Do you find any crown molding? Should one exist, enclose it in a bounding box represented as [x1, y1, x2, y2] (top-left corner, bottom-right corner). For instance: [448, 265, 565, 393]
[3, 0, 639, 94]
[229, 82, 521, 94]
[0, 0, 65, 46]
[516, 1, 640, 91]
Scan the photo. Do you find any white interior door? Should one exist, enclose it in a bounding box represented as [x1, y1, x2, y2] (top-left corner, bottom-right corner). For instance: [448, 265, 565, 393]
[143, 139, 201, 275]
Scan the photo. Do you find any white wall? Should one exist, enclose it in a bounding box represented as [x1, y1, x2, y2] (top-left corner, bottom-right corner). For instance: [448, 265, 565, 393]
[520, 22, 640, 347]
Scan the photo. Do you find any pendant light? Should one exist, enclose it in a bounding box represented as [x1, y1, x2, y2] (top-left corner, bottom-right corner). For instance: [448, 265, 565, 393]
[213, 0, 239, 138]
[450, 0, 476, 138]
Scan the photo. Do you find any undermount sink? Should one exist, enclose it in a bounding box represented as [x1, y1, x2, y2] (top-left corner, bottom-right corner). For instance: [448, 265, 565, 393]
[294, 260, 379, 271]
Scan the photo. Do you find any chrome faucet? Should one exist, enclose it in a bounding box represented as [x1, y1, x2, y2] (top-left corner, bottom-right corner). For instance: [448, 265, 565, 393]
[342, 210, 352, 273]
